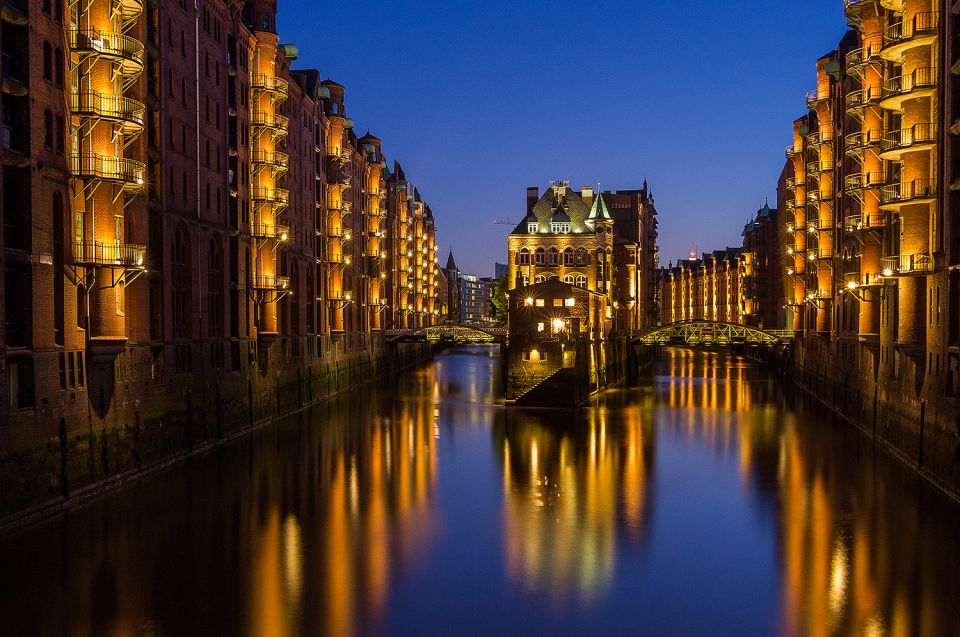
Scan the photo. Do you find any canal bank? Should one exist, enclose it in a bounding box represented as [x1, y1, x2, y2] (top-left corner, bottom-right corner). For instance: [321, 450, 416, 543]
[789, 333, 960, 501]
[2, 346, 959, 636]
[0, 340, 433, 533]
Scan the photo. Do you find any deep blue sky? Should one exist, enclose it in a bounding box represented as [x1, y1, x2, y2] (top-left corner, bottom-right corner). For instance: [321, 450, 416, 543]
[279, 0, 848, 276]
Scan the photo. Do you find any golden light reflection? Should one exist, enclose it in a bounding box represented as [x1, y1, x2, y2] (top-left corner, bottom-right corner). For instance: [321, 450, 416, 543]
[498, 406, 654, 602]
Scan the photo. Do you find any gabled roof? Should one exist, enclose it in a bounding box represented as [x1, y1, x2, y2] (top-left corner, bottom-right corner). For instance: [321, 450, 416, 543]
[446, 251, 458, 271]
[510, 184, 593, 235]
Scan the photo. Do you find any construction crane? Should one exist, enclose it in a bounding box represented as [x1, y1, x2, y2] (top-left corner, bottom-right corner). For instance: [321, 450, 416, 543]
[492, 218, 518, 226]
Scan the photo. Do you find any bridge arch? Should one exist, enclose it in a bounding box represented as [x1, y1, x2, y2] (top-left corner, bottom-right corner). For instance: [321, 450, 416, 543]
[635, 320, 790, 348]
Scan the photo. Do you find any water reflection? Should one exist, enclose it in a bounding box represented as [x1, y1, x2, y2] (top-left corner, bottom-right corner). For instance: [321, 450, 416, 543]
[0, 346, 958, 636]
[497, 403, 656, 602]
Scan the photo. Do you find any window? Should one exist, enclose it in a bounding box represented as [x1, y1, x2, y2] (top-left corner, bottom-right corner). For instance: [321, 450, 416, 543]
[172, 228, 191, 338]
[537, 322, 545, 332]
[563, 248, 574, 266]
[43, 42, 52, 81]
[535, 298, 545, 307]
[518, 248, 530, 265]
[43, 110, 53, 149]
[553, 299, 563, 307]
[535, 248, 545, 265]
[551, 222, 570, 234]
[55, 116, 65, 153]
[576, 275, 587, 288]
[534, 275, 545, 283]
[548, 247, 558, 266]
[565, 298, 575, 307]
[208, 237, 224, 337]
[55, 48, 64, 86]
[527, 223, 537, 233]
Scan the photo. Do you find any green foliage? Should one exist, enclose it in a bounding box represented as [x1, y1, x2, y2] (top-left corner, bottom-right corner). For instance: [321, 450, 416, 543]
[491, 276, 508, 325]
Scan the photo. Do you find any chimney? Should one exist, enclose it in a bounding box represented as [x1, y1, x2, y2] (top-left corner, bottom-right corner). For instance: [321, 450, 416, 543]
[526, 187, 538, 213]
[580, 186, 594, 208]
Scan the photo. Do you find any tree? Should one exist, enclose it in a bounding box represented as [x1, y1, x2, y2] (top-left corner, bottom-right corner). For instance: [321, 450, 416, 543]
[491, 276, 508, 326]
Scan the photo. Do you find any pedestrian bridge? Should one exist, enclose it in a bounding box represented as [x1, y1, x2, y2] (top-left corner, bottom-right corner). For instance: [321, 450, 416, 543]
[635, 321, 793, 348]
[386, 325, 506, 344]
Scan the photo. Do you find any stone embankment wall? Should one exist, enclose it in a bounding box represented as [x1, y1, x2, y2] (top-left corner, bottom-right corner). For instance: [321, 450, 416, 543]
[790, 334, 960, 498]
[0, 341, 432, 530]
[505, 336, 657, 407]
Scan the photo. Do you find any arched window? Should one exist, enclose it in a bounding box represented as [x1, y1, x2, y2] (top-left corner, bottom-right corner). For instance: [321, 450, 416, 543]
[576, 248, 589, 266]
[519, 247, 530, 265]
[535, 247, 545, 265]
[563, 248, 574, 266]
[208, 237, 224, 337]
[596, 249, 605, 290]
[289, 261, 300, 335]
[55, 115, 65, 153]
[548, 247, 558, 266]
[563, 275, 574, 284]
[173, 228, 191, 338]
[43, 110, 53, 149]
[576, 275, 587, 288]
[54, 48, 64, 86]
[43, 42, 52, 81]
[535, 275, 545, 284]
[53, 192, 64, 345]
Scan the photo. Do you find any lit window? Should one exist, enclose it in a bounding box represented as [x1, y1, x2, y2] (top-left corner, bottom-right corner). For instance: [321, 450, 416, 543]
[553, 299, 563, 307]
[537, 322, 545, 332]
[565, 298, 575, 307]
[535, 299, 545, 307]
[551, 222, 570, 234]
[528, 223, 537, 233]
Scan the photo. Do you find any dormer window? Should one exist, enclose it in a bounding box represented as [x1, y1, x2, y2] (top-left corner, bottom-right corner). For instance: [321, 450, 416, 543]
[527, 223, 537, 234]
[551, 222, 570, 234]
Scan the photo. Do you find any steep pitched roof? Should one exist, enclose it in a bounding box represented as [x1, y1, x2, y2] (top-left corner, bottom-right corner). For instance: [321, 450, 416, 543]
[446, 250, 458, 271]
[587, 192, 612, 223]
[510, 184, 593, 234]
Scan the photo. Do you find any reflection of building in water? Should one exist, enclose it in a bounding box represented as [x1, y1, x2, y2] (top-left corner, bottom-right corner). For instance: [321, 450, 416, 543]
[660, 348, 781, 414]
[774, 407, 960, 636]
[496, 406, 655, 601]
[247, 382, 438, 637]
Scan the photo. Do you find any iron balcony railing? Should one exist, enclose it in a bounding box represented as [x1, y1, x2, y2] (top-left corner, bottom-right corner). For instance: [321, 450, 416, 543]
[251, 275, 290, 290]
[807, 159, 835, 175]
[250, 111, 289, 131]
[250, 73, 289, 97]
[880, 179, 937, 205]
[806, 130, 834, 147]
[845, 129, 883, 153]
[69, 90, 145, 133]
[805, 89, 831, 109]
[844, 213, 887, 232]
[250, 186, 289, 205]
[881, 254, 933, 276]
[845, 44, 882, 72]
[250, 149, 289, 169]
[73, 241, 146, 268]
[880, 122, 936, 155]
[115, 0, 144, 25]
[785, 177, 805, 190]
[250, 223, 290, 241]
[844, 170, 888, 193]
[882, 12, 939, 53]
[71, 153, 145, 189]
[882, 67, 938, 102]
[68, 28, 144, 73]
[845, 86, 883, 113]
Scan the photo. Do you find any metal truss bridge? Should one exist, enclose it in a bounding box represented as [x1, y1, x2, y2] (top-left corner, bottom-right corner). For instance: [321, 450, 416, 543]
[635, 321, 793, 348]
[386, 324, 507, 344]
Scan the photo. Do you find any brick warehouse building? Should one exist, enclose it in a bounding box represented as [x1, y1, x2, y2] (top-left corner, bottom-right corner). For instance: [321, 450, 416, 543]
[506, 181, 659, 334]
[0, 1, 442, 452]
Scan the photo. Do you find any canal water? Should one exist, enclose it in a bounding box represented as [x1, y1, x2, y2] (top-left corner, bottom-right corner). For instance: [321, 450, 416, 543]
[1, 346, 959, 636]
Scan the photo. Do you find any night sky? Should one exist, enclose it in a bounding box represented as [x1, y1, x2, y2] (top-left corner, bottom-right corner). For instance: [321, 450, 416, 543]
[278, 0, 847, 277]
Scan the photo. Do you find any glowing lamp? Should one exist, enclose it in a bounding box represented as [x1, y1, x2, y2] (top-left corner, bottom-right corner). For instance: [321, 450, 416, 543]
[551, 318, 564, 331]
[524, 297, 534, 306]
[883, 268, 893, 277]
[846, 280, 858, 290]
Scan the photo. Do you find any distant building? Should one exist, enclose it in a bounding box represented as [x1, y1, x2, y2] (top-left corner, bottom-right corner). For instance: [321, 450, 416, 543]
[443, 251, 493, 324]
[495, 262, 509, 280]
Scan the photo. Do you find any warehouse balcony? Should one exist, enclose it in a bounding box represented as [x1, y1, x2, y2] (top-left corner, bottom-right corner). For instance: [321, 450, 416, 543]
[881, 253, 933, 276]
[879, 122, 936, 160]
[881, 12, 939, 61]
[70, 90, 145, 138]
[881, 68, 938, 110]
[71, 153, 145, 191]
[72, 241, 146, 269]
[69, 28, 144, 79]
